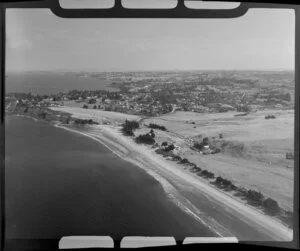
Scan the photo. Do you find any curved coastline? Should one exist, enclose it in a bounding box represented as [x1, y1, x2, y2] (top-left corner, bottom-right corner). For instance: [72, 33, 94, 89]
[54, 123, 225, 237]
[53, 123, 293, 241]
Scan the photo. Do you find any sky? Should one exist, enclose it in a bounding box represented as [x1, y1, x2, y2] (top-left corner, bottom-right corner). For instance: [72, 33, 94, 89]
[5, 1, 295, 72]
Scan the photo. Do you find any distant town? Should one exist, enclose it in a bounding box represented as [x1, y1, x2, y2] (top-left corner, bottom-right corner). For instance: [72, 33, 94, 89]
[5, 70, 294, 116]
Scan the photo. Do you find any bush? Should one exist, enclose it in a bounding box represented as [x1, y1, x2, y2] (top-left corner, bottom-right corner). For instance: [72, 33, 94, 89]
[265, 115, 276, 119]
[122, 125, 134, 136]
[215, 176, 234, 189]
[74, 118, 99, 125]
[194, 137, 211, 151]
[198, 170, 215, 179]
[148, 123, 167, 131]
[180, 158, 189, 164]
[165, 144, 175, 152]
[149, 130, 155, 138]
[191, 166, 202, 173]
[83, 104, 89, 109]
[135, 133, 156, 145]
[262, 198, 280, 214]
[172, 155, 182, 161]
[121, 120, 139, 136]
[123, 120, 139, 130]
[161, 141, 168, 147]
[246, 190, 264, 206]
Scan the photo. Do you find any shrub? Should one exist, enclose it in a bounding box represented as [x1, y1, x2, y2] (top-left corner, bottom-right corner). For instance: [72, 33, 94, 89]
[161, 141, 168, 146]
[172, 155, 182, 161]
[246, 190, 264, 206]
[191, 166, 202, 173]
[149, 130, 155, 138]
[135, 133, 156, 145]
[194, 137, 211, 151]
[148, 123, 167, 131]
[180, 158, 189, 164]
[121, 120, 139, 136]
[74, 118, 99, 125]
[262, 198, 280, 214]
[93, 105, 97, 109]
[83, 104, 89, 109]
[165, 144, 175, 152]
[199, 170, 215, 179]
[215, 176, 234, 189]
[123, 120, 139, 130]
[122, 125, 134, 136]
[265, 115, 276, 119]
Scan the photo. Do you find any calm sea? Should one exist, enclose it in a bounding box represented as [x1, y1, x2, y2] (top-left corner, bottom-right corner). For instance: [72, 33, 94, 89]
[5, 72, 119, 94]
[5, 115, 214, 241]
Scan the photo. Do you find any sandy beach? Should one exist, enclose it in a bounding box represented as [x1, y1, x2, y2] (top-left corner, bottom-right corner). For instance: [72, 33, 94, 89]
[50, 106, 293, 242]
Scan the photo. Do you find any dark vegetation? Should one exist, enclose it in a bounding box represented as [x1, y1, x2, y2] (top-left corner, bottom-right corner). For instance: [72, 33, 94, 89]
[121, 120, 139, 136]
[148, 123, 167, 131]
[135, 132, 156, 145]
[197, 170, 215, 179]
[74, 118, 99, 125]
[180, 158, 190, 164]
[265, 114, 276, 119]
[161, 142, 175, 152]
[145, 127, 290, 224]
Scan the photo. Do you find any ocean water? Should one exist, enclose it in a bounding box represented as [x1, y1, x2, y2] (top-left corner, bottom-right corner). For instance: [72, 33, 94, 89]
[5, 115, 215, 241]
[5, 72, 119, 94]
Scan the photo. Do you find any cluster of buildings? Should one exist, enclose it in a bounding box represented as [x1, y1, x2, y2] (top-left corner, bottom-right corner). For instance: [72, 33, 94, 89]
[6, 71, 294, 116]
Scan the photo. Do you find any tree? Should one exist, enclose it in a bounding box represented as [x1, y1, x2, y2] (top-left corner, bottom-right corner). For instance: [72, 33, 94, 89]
[135, 133, 155, 145]
[149, 123, 167, 131]
[149, 130, 155, 138]
[121, 120, 139, 136]
[166, 144, 175, 152]
[161, 141, 168, 147]
[262, 198, 280, 214]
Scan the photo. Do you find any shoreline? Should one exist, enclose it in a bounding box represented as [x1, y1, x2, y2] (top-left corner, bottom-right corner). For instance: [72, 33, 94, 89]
[53, 121, 293, 241]
[8, 111, 293, 241]
[54, 124, 226, 238]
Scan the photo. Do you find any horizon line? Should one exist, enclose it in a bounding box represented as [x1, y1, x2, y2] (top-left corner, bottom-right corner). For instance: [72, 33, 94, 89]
[6, 68, 295, 74]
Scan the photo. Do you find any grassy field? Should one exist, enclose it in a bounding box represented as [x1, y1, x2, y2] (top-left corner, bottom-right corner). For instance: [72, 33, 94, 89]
[51, 105, 294, 211]
[142, 109, 294, 211]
